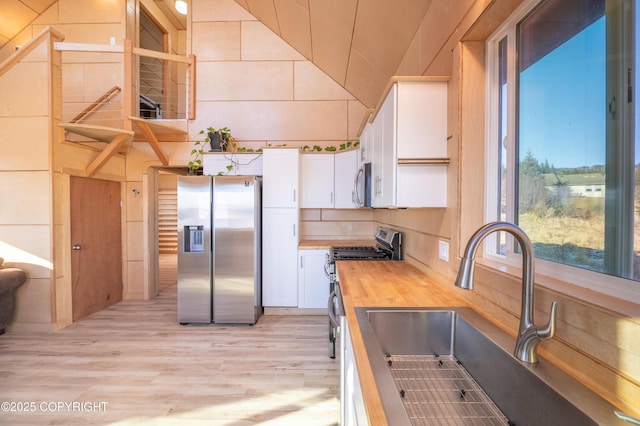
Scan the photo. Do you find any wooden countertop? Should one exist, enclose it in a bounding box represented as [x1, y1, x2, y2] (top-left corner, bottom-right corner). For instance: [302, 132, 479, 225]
[336, 260, 468, 426]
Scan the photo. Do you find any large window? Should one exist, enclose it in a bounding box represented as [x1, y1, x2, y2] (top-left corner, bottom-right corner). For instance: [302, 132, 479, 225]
[486, 0, 639, 297]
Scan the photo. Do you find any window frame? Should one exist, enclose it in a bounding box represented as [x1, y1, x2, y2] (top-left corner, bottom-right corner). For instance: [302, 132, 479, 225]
[484, 0, 640, 303]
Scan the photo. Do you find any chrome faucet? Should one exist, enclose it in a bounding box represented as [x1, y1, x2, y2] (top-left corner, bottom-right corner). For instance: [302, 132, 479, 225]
[455, 221, 558, 363]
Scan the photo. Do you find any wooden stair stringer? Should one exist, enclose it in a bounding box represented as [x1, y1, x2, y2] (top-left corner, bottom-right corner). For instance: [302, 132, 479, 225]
[58, 122, 135, 176]
[128, 117, 176, 166]
[85, 133, 131, 176]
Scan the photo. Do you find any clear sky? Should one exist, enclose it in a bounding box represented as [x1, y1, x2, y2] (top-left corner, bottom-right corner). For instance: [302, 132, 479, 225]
[518, 17, 607, 169]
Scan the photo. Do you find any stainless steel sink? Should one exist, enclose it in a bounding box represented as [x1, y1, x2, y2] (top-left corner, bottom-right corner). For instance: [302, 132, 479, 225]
[356, 307, 626, 426]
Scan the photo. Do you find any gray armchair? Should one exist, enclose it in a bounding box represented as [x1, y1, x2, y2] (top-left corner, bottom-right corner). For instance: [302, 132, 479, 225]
[0, 259, 27, 334]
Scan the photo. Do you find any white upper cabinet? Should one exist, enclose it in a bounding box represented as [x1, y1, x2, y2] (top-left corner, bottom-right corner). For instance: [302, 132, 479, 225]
[370, 79, 448, 208]
[396, 81, 448, 158]
[334, 150, 358, 208]
[300, 153, 334, 208]
[300, 150, 359, 209]
[359, 119, 374, 166]
[262, 148, 300, 208]
[372, 87, 395, 207]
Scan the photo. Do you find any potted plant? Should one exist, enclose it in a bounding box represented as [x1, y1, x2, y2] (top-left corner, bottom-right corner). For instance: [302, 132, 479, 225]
[187, 127, 236, 175]
[200, 127, 233, 152]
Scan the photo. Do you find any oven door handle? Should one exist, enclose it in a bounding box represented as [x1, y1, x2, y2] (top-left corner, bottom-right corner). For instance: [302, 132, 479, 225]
[328, 290, 339, 328]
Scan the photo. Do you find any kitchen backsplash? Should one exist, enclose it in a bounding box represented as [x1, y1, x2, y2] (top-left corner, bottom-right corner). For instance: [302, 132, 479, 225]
[300, 208, 375, 240]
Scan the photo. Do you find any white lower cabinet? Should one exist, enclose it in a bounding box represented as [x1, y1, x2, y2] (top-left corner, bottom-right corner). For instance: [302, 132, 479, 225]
[297, 249, 329, 309]
[263, 148, 299, 208]
[341, 315, 367, 425]
[262, 208, 299, 307]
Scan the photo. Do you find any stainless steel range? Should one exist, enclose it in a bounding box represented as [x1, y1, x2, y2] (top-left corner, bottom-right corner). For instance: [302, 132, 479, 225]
[326, 226, 402, 358]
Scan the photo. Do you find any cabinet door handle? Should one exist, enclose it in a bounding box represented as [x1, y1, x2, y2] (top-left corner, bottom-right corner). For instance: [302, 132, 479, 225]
[300, 256, 303, 268]
[293, 189, 296, 203]
[293, 223, 296, 236]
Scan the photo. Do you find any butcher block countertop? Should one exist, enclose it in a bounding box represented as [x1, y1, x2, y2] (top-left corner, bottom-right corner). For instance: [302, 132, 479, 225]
[336, 260, 468, 426]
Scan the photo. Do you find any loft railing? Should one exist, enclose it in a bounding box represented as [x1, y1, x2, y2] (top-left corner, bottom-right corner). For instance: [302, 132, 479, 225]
[129, 42, 196, 121]
[53, 40, 196, 128]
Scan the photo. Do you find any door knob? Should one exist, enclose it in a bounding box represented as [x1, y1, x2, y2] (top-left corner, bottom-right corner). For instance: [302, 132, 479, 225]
[72, 245, 82, 250]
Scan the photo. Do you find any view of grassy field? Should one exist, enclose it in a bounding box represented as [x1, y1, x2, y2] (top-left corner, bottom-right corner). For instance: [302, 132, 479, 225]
[504, 156, 640, 279]
[520, 212, 604, 252]
[519, 210, 605, 272]
[518, 198, 640, 279]
[519, 195, 605, 248]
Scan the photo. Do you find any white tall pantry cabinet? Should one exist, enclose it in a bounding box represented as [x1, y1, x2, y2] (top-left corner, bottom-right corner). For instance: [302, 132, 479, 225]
[262, 148, 300, 307]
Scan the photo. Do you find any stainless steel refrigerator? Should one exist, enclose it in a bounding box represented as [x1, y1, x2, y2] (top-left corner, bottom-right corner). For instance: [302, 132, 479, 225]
[177, 175, 262, 324]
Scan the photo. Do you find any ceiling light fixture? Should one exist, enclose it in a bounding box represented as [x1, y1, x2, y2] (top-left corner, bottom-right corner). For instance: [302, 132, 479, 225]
[175, 0, 188, 15]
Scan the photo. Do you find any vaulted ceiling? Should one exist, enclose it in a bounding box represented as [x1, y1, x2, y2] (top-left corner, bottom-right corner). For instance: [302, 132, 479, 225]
[234, 0, 433, 108]
[0, 0, 433, 109]
[0, 0, 57, 47]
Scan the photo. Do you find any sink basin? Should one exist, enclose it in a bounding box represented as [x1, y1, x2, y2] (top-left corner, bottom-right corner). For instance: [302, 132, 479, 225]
[355, 307, 626, 426]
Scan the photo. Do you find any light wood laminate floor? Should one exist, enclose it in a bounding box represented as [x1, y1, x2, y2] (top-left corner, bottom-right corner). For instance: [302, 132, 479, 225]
[0, 286, 339, 425]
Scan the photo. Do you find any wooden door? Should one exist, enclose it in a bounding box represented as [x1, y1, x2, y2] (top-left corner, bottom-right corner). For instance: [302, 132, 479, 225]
[71, 177, 123, 321]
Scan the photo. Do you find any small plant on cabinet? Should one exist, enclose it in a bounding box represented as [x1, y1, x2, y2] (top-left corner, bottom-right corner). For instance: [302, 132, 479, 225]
[200, 127, 234, 152]
[188, 127, 235, 175]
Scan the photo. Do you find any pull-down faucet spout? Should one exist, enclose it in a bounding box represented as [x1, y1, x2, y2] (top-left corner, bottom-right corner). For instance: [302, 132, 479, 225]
[455, 221, 558, 363]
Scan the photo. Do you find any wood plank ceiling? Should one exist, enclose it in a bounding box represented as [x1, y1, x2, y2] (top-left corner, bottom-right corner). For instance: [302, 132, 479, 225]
[234, 0, 434, 108]
[0, 0, 433, 109]
[0, 0, 57, 47]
